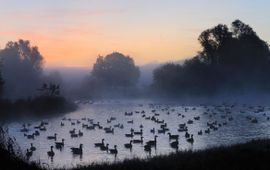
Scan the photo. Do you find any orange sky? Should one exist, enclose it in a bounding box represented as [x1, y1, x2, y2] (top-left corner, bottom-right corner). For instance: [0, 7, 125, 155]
[0, 0, 269, 67]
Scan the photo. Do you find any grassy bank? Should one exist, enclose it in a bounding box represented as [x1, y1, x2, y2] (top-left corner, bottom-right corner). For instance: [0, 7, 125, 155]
[0, 127, 41, 170]
[1, 139, 270, 170]
[0, 145, 40, 170]
[71, 139, 270, 170]
[0, 96, 77, 120]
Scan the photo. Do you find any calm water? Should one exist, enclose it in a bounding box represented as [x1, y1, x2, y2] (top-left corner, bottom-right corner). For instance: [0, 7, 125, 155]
[7, 100, 270, 169]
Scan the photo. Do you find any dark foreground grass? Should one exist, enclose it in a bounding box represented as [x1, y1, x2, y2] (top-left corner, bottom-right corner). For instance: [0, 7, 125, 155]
[0, 146, 40, 170]
[2, 139, 270, 170]
[70, 139, 270, 170]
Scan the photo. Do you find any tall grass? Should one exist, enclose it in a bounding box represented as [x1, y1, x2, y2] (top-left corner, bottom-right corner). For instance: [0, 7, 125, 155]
[0, 125, 41, 170]
[69, 139, 270, 170]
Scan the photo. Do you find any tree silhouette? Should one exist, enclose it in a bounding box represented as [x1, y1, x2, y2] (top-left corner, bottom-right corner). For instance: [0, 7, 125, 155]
[37, 83, 60, 96]
[153, 20, 270, 96]
[0, 39, 44, 99]
[87, 52, 140, 97]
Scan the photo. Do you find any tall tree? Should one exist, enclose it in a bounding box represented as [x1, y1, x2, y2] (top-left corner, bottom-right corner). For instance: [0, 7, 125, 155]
[88, 52, 140, 97]
[0, 39, 44, 99]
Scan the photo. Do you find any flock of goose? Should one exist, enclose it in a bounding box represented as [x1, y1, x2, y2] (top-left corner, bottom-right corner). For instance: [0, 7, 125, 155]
[19, 102, 270, 162]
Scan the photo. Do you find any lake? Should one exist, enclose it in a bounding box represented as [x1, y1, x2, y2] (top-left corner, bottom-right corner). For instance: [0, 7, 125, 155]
[6, 99, 270, 169]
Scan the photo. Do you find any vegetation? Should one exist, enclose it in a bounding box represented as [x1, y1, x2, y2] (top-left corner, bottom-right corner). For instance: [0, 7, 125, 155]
[59, 139, 270, 170]
[153, 20, 270, 96]
[0, 39, 44, 99]
[0, 95, 77, 120]
[0, 40, 76, 119]
[85, 52, 140, 97]
[0, 127, 40, 170]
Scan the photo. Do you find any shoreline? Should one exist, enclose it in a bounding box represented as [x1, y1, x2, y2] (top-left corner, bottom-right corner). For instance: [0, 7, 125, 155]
[1, 139, 270, 170]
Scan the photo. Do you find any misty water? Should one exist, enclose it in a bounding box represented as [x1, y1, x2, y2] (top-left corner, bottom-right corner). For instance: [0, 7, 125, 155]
[6, 99, 270, 168]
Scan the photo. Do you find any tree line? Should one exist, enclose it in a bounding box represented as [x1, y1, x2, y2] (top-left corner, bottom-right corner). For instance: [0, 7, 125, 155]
[0, 19, 269, 99]
[153, 20, 270, 96]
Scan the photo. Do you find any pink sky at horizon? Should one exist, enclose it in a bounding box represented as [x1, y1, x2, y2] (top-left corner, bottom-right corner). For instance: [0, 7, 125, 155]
[0, 0, 269, 68]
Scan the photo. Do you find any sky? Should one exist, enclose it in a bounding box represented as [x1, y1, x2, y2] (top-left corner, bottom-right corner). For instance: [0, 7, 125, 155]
[0, 0, 269, 68]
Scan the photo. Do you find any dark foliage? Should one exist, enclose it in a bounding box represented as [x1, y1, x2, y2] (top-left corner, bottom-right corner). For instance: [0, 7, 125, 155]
[0, 39, 44, 99]
[153, 20, 270, 96]
[86, 52, 140, 97]
[0, 95, 77, 120]
[0, 127, 40, 170]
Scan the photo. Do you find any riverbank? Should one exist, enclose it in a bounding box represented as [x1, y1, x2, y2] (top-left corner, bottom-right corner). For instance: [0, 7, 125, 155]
[0, 96, 77, 120]
[70, 139, 270, 170]
[1, 139, 270, 170]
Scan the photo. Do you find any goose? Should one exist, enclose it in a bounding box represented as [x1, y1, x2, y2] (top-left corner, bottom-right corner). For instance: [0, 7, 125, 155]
[26, 149, 32, 158]
[105, 128, 114, 134]
[187, 120, 193, 124]
[100, 144, 109, 152]
[125, 129, 134, 138]
[170, 139, 179, 149]
[20, 127, 29, 133]
[110, 117, 116, 121]
[86, 125, 95, 130]
[198, 130, 203, 135]
[71, 144, 83, 155]
[187, 135, 194, 144]
[55, 139, 65, 149]
[134, 129, 143, 135]
[60, 122, 64, 126]
[34, 130, 40, 136]
[124, 140, 133, 149]
[69, 128, 76, 134]
[205, 128, 210, 134]
[144, 144, 151, 153]
[93, 122, 100, 127]
[168, 133, 179, 140]
[47, 133, 57, 140]
[133, 136, 143, 144]
[194, 116, 200, 120]
[78, 130, 83, 136]
[146, 135, 158, 146]
[158, 129, 166, 134]
[150, 128, 155, 134]
[39, 126, 46, 131]
[47, 146, 55, 157]
[127, 120, 133, 124]
[109, 145, 118, 155]
[24, 133, 35, 140]
[30, 143, 36, 151]
[71, 133, 78, 138]
[160, 123, 167, 129]
[95, 139, 105, 147]
[139, 124, 143, 129]
[185, 132, 190, 138]
[251, 118, 258, 123]
[82, 123, 88, 128]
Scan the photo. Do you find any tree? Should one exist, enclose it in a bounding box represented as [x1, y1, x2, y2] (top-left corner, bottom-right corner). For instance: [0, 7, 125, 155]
[153, 63, 183, 94]
[198, 24, 233, 65]
[91, 52, 140, 87]
[0, 39, 44, 99]
[152, 20, 270, 96]
[198, 20, 270, 68]
[0, 74, 3, 98]
[88, 52, 140, 97]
